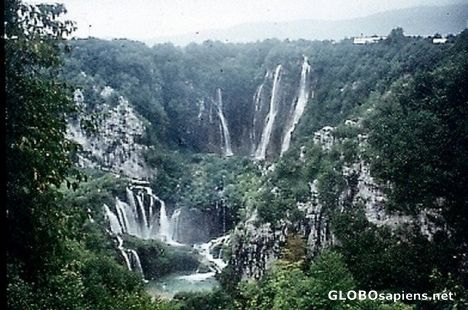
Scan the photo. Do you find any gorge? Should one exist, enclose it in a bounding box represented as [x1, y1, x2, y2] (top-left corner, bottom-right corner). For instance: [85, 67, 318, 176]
[6, 4, 467, 306]
[61, 31, 468, 303]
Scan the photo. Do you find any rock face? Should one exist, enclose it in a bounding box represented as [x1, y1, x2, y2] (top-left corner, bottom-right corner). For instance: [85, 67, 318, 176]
[301, 180, 335, 255]
[67, 88, 152, 179]
[229, 119, 444, 279]
[68, 56, 318, 163]
[313, 126, 335, 151]
[229, 209, 288, 280]
[176, 206, 226, 244]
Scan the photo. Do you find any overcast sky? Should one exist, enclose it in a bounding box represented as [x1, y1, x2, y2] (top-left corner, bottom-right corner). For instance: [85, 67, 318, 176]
[30, 0, 462, 40]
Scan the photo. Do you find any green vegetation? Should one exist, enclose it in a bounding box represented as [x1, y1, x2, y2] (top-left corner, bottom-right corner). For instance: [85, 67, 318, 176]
[5, 2, 171, 309]
[146, 151, 262, 235]
[6, 0, 467, 308]
[125, 237, 200, 280]
[172, 251, 412, 310]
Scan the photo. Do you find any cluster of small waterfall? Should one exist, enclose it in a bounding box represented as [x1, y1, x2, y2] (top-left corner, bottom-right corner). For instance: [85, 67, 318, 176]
[173, 235, 230, 286]
[104, 184, 181, 244]
[193, 235, 230, 273]
[103, 181, 231, 284]
[103, 181, 182, 279]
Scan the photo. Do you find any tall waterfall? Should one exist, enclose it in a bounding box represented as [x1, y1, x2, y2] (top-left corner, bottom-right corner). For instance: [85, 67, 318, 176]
[254, 65, 282, 160]
[281, 56, 311, 155]
[216, 88, 234, 157]
[251, 83, 265, 154]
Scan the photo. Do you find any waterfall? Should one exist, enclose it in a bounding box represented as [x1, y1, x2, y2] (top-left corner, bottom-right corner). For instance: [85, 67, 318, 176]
[116, 236, 132, 271]
[254, 65, 282, 160]
[281, 56, 311, 155]
[135, 191, 149, 231]
[103, 185, 182, 244]
[128, 249, 144, 276]
[158, 198, 171, 241]
[251, 83, 265, 154]
[197, 99, 205, 120]
[194, 235, 230, 273]
[215, 88, 234, 157]
[116, 197, 139, 236]
[103, 184, 187, 282]
[171, 209, 181, 242]
[104, 204, 123, 234]
[117, 236, 147, 281]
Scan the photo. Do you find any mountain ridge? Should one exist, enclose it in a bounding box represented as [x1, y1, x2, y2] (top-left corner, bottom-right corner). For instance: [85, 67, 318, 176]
[145, 3, 468, 46]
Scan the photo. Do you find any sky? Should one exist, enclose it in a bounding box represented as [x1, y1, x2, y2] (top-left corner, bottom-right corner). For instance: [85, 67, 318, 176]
[29, 0, 462, 40]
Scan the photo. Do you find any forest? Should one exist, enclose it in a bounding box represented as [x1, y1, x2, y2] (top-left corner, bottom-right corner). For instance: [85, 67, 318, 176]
[5, 1, 468, 309]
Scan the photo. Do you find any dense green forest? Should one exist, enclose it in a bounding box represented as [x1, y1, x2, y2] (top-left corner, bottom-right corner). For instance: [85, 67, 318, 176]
[6, 0, 468, 309]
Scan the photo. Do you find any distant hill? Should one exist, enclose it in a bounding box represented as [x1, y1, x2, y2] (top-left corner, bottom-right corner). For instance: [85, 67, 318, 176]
[146, 3, 468, 46]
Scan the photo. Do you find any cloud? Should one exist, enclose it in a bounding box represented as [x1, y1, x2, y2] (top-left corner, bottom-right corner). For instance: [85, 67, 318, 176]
[27, 0, 462, 39]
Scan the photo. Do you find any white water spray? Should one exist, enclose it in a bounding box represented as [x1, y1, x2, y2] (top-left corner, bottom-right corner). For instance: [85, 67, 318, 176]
[171, 209, 181, 242]
[104, 204, 123, 235]
[158, 198, 171, 241]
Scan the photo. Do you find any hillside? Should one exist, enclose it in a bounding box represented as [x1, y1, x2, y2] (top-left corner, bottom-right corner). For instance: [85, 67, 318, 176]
[6, 1, 468, 308]
[147, 3, 468, 46]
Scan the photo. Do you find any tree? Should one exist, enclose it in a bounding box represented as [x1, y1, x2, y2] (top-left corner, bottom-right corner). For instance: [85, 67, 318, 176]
[5, 1, 84, 308]
[5, 0, 80, 268]
[367, 37, 468, 297]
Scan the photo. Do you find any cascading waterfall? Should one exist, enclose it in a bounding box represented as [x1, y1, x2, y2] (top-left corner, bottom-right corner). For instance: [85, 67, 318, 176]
[280, 56, 312, 155]
[104, 184, 232, 291]
[171, 209, 181, 242]
[116, 235, 132, 270]
[128, 249, 144, 275]
[104, 203, 123, 234]
[116, 235, 147, 281]
[158, 197, 171, 242]
[216, 88, 234, 157]
[103, 184, 186, 280]
[254, 64, 282, 160]
[103, 185, 181, 243]
[193, 235, 230, 273]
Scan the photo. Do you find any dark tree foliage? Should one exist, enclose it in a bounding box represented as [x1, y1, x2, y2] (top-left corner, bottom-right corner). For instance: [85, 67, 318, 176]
[367, 31, 468, 241]
[5, 0, 79, 278]
[365, 30, 468, 299]
[6, 2, 468, 306]
[5, 2, 169, 309]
